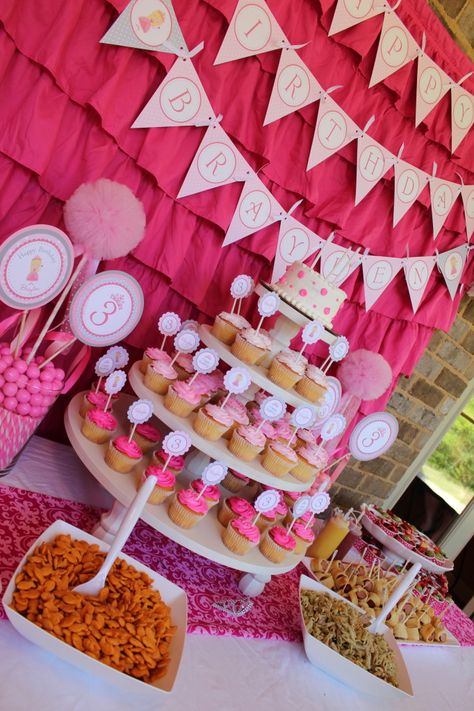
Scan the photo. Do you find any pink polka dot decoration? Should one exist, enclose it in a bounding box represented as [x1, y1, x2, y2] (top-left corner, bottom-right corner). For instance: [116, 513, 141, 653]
[297, 271, 305, 279]
[299, 289, 308, 297]
[0, 350, 65, 419]
[323, 307, 331, 315]
[321, 288, 328, 296]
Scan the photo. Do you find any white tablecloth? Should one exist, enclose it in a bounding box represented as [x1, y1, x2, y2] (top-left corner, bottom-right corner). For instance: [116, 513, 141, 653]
[1, 437, 473, 711]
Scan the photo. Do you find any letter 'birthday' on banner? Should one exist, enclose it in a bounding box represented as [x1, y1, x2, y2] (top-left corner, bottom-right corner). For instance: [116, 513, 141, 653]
[404, 256, 437, 313]
[271, 215, 322, 283]
[223, 174, 283, 246]
[264, 48, 323, 125]
[429, 176, 461, 239]
[214, 0, 288, 65]
[329, 0, 385, 36]
[319, 242, 362, 287]
[362, 255, 403, 310]
[437, 244, 469, 299]
[132, 55, 215, 128]
[369, 10, 418, 88]
[307, 95, 358, 170]
[393, 160, 429, 227]
[178, 122, 253, 198]
[355, 133, 393, 205]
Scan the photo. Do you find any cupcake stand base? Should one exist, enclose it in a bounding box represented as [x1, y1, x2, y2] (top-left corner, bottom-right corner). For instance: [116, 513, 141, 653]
[65, 393, 305, 596]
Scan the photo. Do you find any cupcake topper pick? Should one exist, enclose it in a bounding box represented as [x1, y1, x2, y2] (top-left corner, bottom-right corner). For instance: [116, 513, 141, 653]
[305, 490, 331, 529]
[314, 413, 347, 454]
[189, 348, 219, 384]
[162, 430, 192, 472]
[103, 369, 127, 411]
[94, 354, 115, 393]
[106, 345, 129, 369]
[127, 399, 153, 442]
[287, 404, 317, 445]
[256, 396, 286, 433]
[321, 336, 349, 374]
[181, 319, 199, 332]
[196, 460, 228, 499]
[298, 319, 324, 359]
[158, 312, 182, 350]
[169, 329, 200, 367]
[256, 292, 280, 333]
[230, 274, 254, 315]
[287, 494, 311, 534]
[252, 489, 280, 526]
[221, 366, 252, 408]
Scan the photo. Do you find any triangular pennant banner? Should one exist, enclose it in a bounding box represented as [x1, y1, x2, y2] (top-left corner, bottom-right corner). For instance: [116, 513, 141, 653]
[369, 12, 419, 88]
[100, 0, 188, 54]
[132, 56, 215, 128]
[178, 123, 253, 198]
[404, 256, 437, 313]
[264, 48, 323, 126]
[393, 160, 429, 227]
[362, 255, 403, 310]
[214, 0, 288, 65]
[429, 177, 461, 239]
[461, 186, 474, 241]
[329, 0, 385, 36]
[307, 95, 358, 170]
[271, 216, 322, 283]
[223, 175, 283, 246]
[437, 244, 469, 299]
[415, 53, 451, 127]
[319, 242, 362, 287]
[451, 85, 474, 154]
[355, 134, 393, 205]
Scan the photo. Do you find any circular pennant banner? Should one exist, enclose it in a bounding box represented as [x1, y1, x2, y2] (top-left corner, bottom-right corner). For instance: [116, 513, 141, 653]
[0, 225, 74, 310]
[69, 271, 144, 347]
[349, 412, 399, 461]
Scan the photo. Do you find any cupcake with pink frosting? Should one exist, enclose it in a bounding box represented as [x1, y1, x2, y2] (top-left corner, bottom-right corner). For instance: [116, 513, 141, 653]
[141, 465, 176, 505]
[105, 435, 142, 473]
[259, 525, 296, 563]
[140, 346, 171, 374]
[217, 496, 255, 528]
[262, 441, 298, 477]
[132, 422, 162, 452]
[193, 403, 233, 441]
[292, 445, 328, 482]
[168, 487, 209, 528]
[164, 380, 201, 417]
[292, 521, 315, 554]
[283, 490, 300, 509]
[152, 449, 186, 474]
[296, 428, 316, 449]
[211, 311, 251, 345]
[173, 352, 195, 380]
[273, 418, 294, 444]
[191, 479, 221, 509]
[231, 328, 272, 365]
[219, 396, 250, 439]
[228, 424, 266, 462]
[295, 364, 328, 403]
[144, 360, 178, 395]
[81, 408, 117, 444]
[222, 516, 260, 555]
[221, 468, 249, 493]
[268, 350, 306, 389]
[79, 390, 110, 418]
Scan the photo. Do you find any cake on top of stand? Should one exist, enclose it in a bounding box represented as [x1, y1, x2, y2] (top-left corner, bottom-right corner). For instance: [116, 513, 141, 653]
[269, 261, 347, 328]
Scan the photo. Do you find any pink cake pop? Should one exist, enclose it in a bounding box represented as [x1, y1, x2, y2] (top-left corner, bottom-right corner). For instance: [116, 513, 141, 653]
[13, 358, 28, 374]
[30, 406, 42, 418]
[4, 367, 19, 383]
[26, 364, 40, 380]
[17, 374, 28, 388]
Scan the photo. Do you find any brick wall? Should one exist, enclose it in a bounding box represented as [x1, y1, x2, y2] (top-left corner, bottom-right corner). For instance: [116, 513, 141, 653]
[428, 0, 474, 61]
[332, 295, 474, 509]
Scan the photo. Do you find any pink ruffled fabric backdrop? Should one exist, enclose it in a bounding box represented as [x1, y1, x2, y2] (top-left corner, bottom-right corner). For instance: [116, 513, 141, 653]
[0, 0, 472, 428]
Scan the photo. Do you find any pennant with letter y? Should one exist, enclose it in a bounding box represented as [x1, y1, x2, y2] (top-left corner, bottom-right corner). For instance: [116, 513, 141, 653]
[451, 83, 474, 154]
[223, 174, 283, 246]
[272, 216, 322, 283]
[264, 48, 323, 125]
[461, 185, 474, 241]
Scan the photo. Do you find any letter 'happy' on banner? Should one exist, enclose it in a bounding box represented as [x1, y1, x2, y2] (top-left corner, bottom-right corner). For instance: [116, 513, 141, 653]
[403, 256, 437, 313]
[451, 84, 474, 154]
[437, 245, 469, 300]
[369, 10, 418, 88]
[178, 121, 253, 198]
[271, 216, 322, 283]
[429, 176, 461, 239]
[132, 55, 215, 128]
[329, 0, 386, 36]
[415, 52, 450, 128]
[355, 134, 393, 205]
[461, 185, 474, 241]
[393, 160, 429, 227]
[307, 95, 359, 170]
[264, 48, 323, 126]
[222, 174, 283, 246]
[100, 0, 188, 54]
[362, 255, 403, 310]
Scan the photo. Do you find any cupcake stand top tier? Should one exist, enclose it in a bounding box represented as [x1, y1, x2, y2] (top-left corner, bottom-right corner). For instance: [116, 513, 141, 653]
[65, 392, 305, 577]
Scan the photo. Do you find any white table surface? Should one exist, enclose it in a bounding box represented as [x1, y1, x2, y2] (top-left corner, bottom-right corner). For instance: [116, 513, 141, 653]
[1, 436, 473, 711]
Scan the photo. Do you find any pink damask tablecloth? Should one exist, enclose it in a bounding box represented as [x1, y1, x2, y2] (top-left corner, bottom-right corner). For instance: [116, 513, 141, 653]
[1, 485, 473, 647]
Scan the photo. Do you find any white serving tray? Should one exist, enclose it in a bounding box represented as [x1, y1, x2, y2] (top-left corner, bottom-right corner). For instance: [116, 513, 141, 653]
[2, 520, 187, 697]
[299, 574, 414, 699]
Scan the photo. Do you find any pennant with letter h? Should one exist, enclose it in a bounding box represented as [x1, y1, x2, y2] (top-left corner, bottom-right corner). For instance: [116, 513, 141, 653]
[264, 48, 323, 125]
[214, 0, 288, 65]
[329, 0, 385, 36]
[437, 245, 469, 300]
[178, 122, 253, 198]
[271, 216, 322, 283]
[362, 255, 403, 310]
[355, 133, 394, 205]
[101, 0, 188, 54]
[369, 11, 419, 88]
[307, 95, 358, 170]
[223, 175, 283, 246]
[429, 176, 461, 239]
[404, 256, 436, 313]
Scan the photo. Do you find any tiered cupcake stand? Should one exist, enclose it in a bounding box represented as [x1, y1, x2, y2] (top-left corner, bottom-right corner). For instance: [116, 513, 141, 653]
[65, 291, 339, 595]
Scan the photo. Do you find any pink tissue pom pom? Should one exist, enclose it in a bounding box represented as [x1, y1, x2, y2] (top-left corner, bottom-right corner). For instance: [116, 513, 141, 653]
[64, 179, 146, 260]
[337, 349, 392, 401]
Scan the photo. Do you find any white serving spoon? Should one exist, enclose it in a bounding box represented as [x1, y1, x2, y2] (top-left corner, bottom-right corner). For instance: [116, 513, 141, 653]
[368, 562, 422, 634]
[73, 475, 157, 597]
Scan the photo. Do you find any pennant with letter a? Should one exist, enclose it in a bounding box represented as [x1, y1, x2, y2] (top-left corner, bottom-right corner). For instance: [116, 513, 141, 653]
[319, 243, 362, 287]
[214, 0, 288, 65]
[393, 160, 429, 227]
[223, 175, 283, 246]
[369, 11, 419, 88]
[307, 95, 358, 170]
[362, 255, 403, 310]
[461, 185, 474, 241]
[329, 0, 385, 36]
[355, 134, 393, 205]
[415, 53, 450, 127]
[264, 49, 323, 125]
[437, 245, 469, 299]
[429, 177, 461, 239]
[451, 85, 474, 154]
[178, 122, 253, 198]
[100, 0, 188, 54]
[132, 55, 215, 128]
[404, 256, 437, 313]
[272, 217, 322, 283]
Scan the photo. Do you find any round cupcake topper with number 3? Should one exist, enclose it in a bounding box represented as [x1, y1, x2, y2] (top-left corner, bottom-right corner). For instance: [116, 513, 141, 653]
[201, 461, 228, 486]
[158, 312, 181, 336]
[230, 274, 254, 299]
[162, 431, 192, 457]
[254, 489, 280, 513]
[193, 348, 219, 374]
[260, 396, 286, 422]
[310, 491, 331, 514]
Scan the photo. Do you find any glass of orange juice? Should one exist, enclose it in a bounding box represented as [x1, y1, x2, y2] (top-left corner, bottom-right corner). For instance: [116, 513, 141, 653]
[307, 512, 350, 559]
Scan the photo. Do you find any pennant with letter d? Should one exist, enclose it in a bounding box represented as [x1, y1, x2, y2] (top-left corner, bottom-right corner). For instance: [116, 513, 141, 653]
[437, 245, 469, 299]
[369, 11, 419, 88]
[214, 0, 288, 65]
[271, 217, 322, 283]
[362, 255, 403, 310]
[393, 160, 429, 227]
[429, 177, 461, 239]
[307, 95, 358, 170]
[355, 134, 393, 205]
[329, 0, 385, 36]
[223, 175, 283, 246]
[404, 256, 437, 313]
[264, 48, 323, 125]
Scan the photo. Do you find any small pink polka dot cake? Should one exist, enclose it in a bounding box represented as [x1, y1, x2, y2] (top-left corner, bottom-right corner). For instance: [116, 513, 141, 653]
[272, 261, 347, 327]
